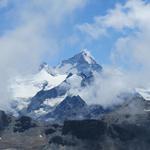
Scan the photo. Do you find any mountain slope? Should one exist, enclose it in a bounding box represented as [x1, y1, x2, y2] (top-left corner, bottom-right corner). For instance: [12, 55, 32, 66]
[11, 67, 67, 100]
[45, 95, 87, 121]
[55, 50, 102, 75]
[10, 50, 150, 122]
[19, 50, 103, 119]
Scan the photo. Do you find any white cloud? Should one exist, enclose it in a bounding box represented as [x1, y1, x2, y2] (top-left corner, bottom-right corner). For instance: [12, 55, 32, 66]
[78, 0, 150, 79]
[77, 0, 150, 107]
[0, 0, 87, 110]
[77, 21, 107, 39]
[80, 68, 131, 108]
[111, 0, 150, 75]
[77, 0, 150, 37]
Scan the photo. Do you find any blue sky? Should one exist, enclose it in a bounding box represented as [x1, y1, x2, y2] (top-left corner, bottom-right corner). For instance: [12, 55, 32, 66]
[0, 0, 150, 71]
[0, 0, 126, 66]
[47, 0, 127, 66]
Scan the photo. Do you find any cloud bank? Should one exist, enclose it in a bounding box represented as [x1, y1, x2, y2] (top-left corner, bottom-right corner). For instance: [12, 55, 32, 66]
[77, 0, 150, 107]
[78, 0, 150, 70]
[0, 0, 87, 110]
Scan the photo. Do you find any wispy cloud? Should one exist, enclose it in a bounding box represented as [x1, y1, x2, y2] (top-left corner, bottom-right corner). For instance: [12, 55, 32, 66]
[77, 0, 150, 76]
[77, 0, 150, 107]
[0, 0, 87, 110]
[77, 0, 150, 39]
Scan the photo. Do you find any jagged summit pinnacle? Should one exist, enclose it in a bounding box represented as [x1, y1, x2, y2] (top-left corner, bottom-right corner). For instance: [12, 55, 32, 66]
[56, 49, 102, 75]
[60, 49, 97, 66]
[79, 49, 96, 65]
[80, 49, 93, 56]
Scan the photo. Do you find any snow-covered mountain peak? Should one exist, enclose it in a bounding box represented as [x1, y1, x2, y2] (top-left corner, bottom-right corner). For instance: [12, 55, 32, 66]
[11, 68, 67, 100]
[10, 50, 103, 117]
[59, 50, 96, 67]
[80, 49, 96, 65]
[56, 50, 102, 75]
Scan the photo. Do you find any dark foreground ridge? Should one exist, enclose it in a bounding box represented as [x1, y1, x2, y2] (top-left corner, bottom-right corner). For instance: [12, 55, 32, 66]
[1, 110, 150, 150]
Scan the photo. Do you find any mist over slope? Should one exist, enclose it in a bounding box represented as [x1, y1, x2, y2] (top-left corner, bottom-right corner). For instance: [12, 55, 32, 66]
[0, 0, 150, 149]
[5, 50, 149, 122]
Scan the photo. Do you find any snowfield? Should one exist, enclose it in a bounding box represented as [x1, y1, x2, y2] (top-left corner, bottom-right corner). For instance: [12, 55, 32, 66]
[10, 68, 67, 99]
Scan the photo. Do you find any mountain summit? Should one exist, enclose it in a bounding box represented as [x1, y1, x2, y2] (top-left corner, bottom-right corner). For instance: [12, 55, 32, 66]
[8, 49, 150, 124]
[61, 50, 96, 65]
[56, 49, 102, 76]
[11, 50, 103, 120]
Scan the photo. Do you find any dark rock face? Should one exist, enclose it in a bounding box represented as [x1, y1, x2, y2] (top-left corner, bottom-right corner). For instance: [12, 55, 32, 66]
[80, 72, 95, 87]
[45, 128, 56, 135]
[13, 116, 37, 132]
[54, 96, 86, 113]
[109, 124, 141, 141]
[63, 120, 107, 140]
[1, 110, 150, 150]
[41, 96, 112, 122]
[60, 119, 150, 150]
[0, 110, 10, 131]
[47, 96, 87, 120]
[25, 51, 102, 118]
[49, 136, 76, 146]
[85, 105, 111, 119]
[27, 83, 69, 112]
[26, 73, 96, 117]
